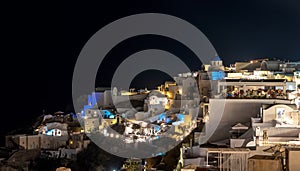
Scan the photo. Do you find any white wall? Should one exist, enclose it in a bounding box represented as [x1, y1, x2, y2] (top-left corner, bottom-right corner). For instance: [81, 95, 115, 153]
[200, 99, 291, 143]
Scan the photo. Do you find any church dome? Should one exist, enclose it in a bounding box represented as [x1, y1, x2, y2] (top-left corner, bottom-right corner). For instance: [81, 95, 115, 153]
[212, 56, 222, 61]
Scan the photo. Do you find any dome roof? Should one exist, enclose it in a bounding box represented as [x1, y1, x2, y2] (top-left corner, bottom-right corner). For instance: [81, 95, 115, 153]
[212, 56, 222, 61]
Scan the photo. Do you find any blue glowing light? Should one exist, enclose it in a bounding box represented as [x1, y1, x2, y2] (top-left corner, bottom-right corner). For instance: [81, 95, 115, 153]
[45, 129, 62, 136]
[165, 118, 171, 123]
[154, 125, 160, 132]
[45, 129, 54, 136]
[177, 114, 185, 121]
[157, 152, 165, 156]
[87, 92, 101, 107]
[92, 92, 101, 103]
[212, 56, 222, 61]
[101, 110, 115, 119]
[88, 95, 92, 105]
[159, 113, 166, 121]
[71, 112, 77, 119]
[211, 71, 225, 80]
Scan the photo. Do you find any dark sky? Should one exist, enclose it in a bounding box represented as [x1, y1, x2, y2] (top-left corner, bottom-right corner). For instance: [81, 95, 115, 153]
[2, 1, 300, 143]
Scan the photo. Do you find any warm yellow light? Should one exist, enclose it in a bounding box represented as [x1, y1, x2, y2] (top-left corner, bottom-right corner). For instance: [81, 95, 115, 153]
[166, 92, 172, 98]
[178, 88, 182, 95]
[164, 104, 170, 110]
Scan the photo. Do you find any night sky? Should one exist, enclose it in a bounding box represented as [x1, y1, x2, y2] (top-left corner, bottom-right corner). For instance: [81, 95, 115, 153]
[2, 1, 300, 144]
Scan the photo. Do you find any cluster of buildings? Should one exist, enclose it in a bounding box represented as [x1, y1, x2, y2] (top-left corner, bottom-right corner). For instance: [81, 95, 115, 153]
[73, 55, 300, 170]
[1, 112, 90, 170]
[174, 57, 300, 171]
[0, 55, 299, 170]
[75, 55, 300, 170]
[79, 89, 199, 151]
